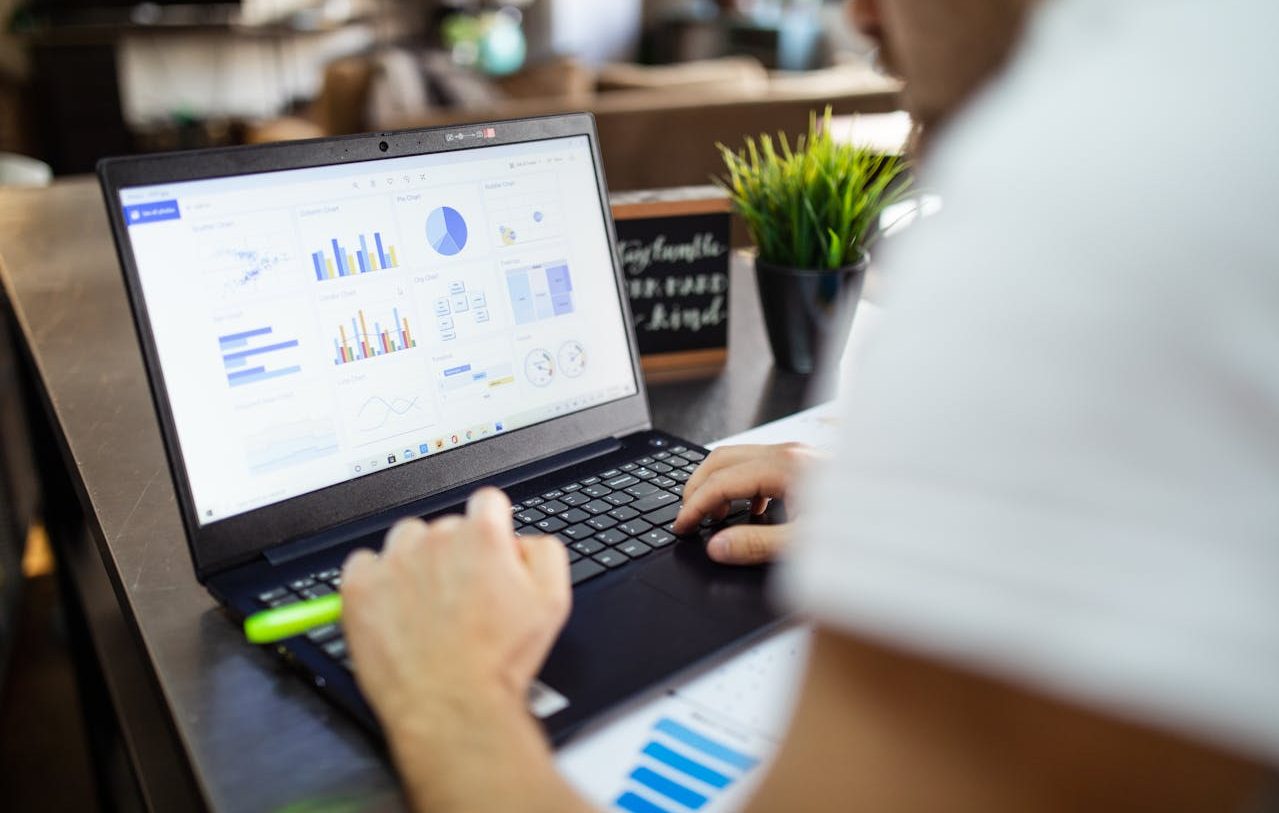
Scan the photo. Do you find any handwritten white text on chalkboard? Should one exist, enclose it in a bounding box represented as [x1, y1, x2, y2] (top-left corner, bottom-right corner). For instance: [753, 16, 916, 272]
[619, 232, 727, 277]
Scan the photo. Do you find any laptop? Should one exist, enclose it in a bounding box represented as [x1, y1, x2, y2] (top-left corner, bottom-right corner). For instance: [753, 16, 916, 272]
[97, 114, 783, 742]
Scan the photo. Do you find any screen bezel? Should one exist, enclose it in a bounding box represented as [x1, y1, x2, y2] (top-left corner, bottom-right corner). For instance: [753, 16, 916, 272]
[98, 114, 651, 579]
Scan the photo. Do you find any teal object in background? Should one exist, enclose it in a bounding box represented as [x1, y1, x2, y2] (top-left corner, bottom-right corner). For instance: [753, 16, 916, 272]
[478, 16, 527, 77]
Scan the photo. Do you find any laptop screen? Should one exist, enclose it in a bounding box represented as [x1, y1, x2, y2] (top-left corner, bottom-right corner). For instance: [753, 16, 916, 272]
[117, 135, 639, 525]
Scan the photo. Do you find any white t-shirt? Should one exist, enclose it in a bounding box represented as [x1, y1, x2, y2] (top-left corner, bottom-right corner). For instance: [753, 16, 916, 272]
[779, 0, 1279, 764]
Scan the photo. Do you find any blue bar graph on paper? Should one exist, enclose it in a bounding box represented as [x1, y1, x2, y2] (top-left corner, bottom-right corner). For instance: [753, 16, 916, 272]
[616, 793, 671, 813]
[654, 719, 758, 771]
[630, 767, 707, 810]
[641, 743, 731, 789]
[375, 232, 388, 268]
[312, 252, 325, 281]
[218, 325, 301, 388]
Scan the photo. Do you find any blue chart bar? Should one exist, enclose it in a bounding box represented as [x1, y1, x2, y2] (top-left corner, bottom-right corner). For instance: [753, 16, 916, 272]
[641, 743, 731, 789]
[631, 768, 707, 810]
[375, 232, 388, 268]
[616, 793, 671, 813]
[219, 326, 302, 388]
[654, 718, 758, 772]
[312, 252, 325, 281]
[218, 327, 272, 351]
[613, 716, 760, 813]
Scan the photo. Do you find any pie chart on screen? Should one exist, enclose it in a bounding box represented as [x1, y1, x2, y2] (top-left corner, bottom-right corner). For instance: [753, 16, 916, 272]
[426, 206, 468, 256]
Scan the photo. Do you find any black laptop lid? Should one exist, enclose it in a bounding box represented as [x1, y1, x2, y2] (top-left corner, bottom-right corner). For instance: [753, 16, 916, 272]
[99, 115, 650, 578]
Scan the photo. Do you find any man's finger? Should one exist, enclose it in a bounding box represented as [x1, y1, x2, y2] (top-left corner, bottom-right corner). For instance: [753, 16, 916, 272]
[681, 445, 770, 504]
[382, 518, 428, 560]
[520, 535, 572, 620]
[674, 460, 792, 534]
[706, 523, 790, 565]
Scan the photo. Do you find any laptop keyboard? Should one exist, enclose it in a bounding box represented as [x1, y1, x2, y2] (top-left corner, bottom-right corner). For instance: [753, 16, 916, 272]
[254, 445, 723, 674]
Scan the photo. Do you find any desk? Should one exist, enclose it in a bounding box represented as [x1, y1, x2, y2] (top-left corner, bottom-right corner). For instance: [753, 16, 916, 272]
[0, 178, 812, 812]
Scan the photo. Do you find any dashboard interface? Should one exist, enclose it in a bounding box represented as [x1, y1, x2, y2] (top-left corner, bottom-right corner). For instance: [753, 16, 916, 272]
[118, 135, 638, 525]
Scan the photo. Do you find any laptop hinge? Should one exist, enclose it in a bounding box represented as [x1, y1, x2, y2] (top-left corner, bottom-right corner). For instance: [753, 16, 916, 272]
[263, 436, 626, 567]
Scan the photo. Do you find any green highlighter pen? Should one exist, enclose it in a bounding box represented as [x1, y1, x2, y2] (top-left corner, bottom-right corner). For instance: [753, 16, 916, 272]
[244, 594, 343, 644]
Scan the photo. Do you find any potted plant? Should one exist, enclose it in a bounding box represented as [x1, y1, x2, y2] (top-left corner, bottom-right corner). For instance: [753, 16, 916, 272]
[717, 107, 911, 373]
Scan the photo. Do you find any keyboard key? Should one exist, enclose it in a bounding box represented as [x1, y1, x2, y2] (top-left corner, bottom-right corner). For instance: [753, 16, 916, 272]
[561, 492, 590, 507]
[666, 455, 690, 468]
[633, 467, 657, 479]
[594, 529, 628, 546]
[541, 490, 564, 500]
[669, 470, 690, 483]
[316, 569, 341, 581]
[618, 540, 654, 558]
[636, 457, 655, 466]
[515, 509, 546, 524]
[561, 508, 590, 524]
[599, 469, 621, 479]
[631, 492, 679, 513]
[540, 500, 569, 515]
[586, 515, 618, 531]
[652, 476, 677, 489]
[535, 517, 567, 534]
[306, 623, 342, 644]
[561, 523, 595, 540]
[592, 550, 628, 569]
[571, 538, 606, 556]
[624, 482, 659, 498]
[581, 484, 612, 498]
[516, 527, 543, 537]
[604, 492, 634, 506]
[257, 587, 288, 604]
[567, 549, 582, 563]
[580, 476, 601, 486]
[583, 499, 613, 515]
[322, 638, 349, 660]
[620, 463, 638, 472]
[608, 506, 641, 522]
[288, 577, 316, 592]
[300, 584, 335, 600]
[605, 474, 640, 489]
[670, 485, 684, 496]
[561, 483, 584, 493]
[649, 462, 674, 474]
[570, 559, 606, 585]
[671, 445, 688, 454]
[651, 451, 671, 461]
[643, 503, 682, 527]
[683, 450, 706, 462]
[617, 520, 653, 537]
[522, 497, 545, 507]
[641, 530, 676, 548]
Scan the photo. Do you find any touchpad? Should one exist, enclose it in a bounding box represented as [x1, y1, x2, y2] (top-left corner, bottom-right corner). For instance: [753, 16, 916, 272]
[540, 576, 726, 712]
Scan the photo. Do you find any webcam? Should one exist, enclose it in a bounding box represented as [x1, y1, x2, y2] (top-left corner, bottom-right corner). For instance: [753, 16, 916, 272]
[378, 140, 389, 152]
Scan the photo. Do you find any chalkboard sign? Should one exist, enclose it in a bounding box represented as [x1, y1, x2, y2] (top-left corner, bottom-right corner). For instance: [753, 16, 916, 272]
[611, 188, 732, 380]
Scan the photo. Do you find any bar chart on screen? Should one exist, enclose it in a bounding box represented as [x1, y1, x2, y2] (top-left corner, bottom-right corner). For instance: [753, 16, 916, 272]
[218, 326, 303, 388]
[331, 304, 418, 365]
[310, 230, 399, 281]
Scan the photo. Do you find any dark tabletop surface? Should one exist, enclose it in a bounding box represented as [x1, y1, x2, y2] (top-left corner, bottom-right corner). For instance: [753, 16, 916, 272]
[0, 178, 811, 813]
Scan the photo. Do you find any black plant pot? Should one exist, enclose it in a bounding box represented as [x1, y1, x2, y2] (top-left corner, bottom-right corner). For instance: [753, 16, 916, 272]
[754, 253, 869, 374]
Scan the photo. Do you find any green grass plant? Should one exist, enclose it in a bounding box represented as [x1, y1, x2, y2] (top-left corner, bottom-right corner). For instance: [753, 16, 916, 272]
[717, 107, 911, 271]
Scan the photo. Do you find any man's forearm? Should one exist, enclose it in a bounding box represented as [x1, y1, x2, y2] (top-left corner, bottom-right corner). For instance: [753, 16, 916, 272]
[386, 684, 594, 813]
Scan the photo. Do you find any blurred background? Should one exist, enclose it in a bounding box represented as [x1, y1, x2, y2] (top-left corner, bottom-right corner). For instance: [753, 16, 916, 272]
[0, 0, 903, 188]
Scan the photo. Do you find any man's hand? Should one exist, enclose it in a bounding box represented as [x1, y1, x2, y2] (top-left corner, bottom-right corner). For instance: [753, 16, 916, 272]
[672, 443, 823, 565]
[341, 488, 588, 813]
